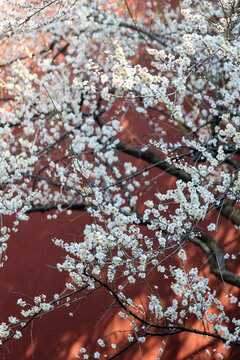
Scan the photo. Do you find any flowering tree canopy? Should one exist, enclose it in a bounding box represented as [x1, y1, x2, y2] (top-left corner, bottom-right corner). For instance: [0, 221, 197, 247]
[0, 0, 240, 358]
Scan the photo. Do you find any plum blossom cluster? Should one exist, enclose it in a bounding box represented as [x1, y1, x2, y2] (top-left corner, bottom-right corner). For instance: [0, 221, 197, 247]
[0, 0, 240, 359]
[0, 293, 55, 345]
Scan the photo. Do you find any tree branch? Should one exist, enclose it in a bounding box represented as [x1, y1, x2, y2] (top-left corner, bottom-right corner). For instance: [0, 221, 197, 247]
[85, 271, 240, 346]
[190, 232, 240, 288]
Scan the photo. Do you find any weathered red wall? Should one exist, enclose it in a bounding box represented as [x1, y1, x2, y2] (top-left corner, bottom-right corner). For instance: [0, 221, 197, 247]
[0, 1, 240, 359]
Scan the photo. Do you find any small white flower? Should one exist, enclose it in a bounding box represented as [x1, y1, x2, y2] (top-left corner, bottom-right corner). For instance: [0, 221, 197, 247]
[178, 249, 186, 261]
[207, 223, 216, 232]
[97, 338, 105, 347]
[13, 331, 22, 339]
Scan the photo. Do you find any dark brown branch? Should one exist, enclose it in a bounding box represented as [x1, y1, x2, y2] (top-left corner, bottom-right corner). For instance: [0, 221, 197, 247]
[220, 202, 240, 227]
[85, 271, 240, 345]
[190, 232, 240, 288]
[109, 329, 183, 360]
[116, 143, 191, 182]
[26, 202, 90, 214]
[116, 143, 240, 227]
[1, 284, 90, 346]
[119, 21, 167, 46]
[0, 40, 57, 68]
[23, 174, 83, 195]
[108, 339, 139, 360]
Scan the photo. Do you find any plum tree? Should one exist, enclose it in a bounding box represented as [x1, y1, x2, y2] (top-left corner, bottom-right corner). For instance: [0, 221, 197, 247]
[0, 0, 240, 359]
